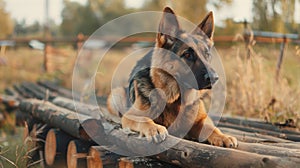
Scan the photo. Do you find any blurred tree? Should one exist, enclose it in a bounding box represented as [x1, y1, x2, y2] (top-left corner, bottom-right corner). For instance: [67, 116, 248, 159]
[61, 0, 101, 36]
[61, 0, 135, 36]
[88, 0, 138, 24]
[13, 19, 56, 37]
[215, 18, 243, 35]
[0, 0, 13, 38]
[252, 0, 299, 33]
[142, 0, 232, 23]
[27, 21, 42, 34]
[14, 19, 27, 36]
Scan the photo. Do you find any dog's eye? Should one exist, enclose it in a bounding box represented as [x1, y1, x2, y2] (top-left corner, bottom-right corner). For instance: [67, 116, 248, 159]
[181, 48, 195, 61]
[204, 50, 211, 62]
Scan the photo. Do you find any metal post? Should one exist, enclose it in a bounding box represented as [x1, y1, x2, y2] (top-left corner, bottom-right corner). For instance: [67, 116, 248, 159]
[275, 36, 287, 82]
[243, 20, 251, 59]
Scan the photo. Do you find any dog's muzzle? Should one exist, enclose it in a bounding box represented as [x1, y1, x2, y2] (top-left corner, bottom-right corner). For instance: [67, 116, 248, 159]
[204, 72, 219, 85]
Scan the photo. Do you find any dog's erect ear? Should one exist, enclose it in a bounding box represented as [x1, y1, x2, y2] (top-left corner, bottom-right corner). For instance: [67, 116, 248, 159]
[192, 11, 214, 39]
[156, 7, 180, 48]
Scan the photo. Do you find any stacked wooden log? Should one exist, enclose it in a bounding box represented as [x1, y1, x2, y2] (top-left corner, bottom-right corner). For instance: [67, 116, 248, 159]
[0, 81, 300, 168]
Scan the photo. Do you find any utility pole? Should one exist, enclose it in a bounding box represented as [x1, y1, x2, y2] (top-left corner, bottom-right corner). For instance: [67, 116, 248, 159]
[44, 0, 51, 72]
[44, 0, 50, 38]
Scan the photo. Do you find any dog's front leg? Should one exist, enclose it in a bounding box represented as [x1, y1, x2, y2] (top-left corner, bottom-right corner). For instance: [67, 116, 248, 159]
[188, 100, 238, 148]
[121, 107, 168, 143]
[194, 116, 238, 148]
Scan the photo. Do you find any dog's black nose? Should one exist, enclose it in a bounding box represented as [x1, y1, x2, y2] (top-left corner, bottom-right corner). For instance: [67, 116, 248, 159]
[204, 72, 219, 85]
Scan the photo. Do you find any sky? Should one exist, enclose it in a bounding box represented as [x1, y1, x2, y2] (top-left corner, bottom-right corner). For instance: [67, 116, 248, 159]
[3, 0, 300, 26]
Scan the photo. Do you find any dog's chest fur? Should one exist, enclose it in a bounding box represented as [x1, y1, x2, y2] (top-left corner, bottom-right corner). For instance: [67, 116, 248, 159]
[127, 50, 182, 127]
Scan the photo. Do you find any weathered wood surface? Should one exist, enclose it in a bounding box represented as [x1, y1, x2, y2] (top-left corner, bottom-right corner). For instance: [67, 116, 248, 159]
[218, 122, 300, 141]
[5, 81, 300, 168]
[13, 84, 35, 98]
[52, 97, 99, 116]
[37, 80, 81, 100]
[118, 157, 178, 168]
[237, 141, 300, 158]
[44, 128, 74, 166]
[262, 142, 300, 149]
[52, 96, 120, 123]
[0, 94, 19, 108]
[103, 127, 300, 168]
[18, 97, 300, 168]
[87, 146, 121, 168]
[67, 140, 94, 168]
[19, 99, 101, 140]
[20, 82, 56, 101]
[219, 127, 292, 143]
[213, 116, 299, 135]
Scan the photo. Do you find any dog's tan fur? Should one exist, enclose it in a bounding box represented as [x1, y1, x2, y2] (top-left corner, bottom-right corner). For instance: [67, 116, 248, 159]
[107, 7, 238, 148]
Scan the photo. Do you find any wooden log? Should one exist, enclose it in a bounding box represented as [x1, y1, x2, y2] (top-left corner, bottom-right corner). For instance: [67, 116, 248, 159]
[104, 128, 300, 168]
[0, 94, 19, 108]
[3, 87, 22, 112]
[118, 157, 178, 168]
[18, 99, 300, 167]
[219, 127, 292, 143]
[13, 84, 34, 98]
[4, 87, 20, 97]
[221, 133, 274, 143]
[16, 110, 31, 126]
[38, 80, 107, 106]
[262, 142, 300, 149]
[67, 140, 95, 168]
[237, 142, 300, 158]
[218, 122, 300, 141]
[52, 96, 120, 124]
[52, 97, 98, 116]
[52, 96, 119, 123]
[37, 80, 81, 100]
[21, 82, 57, 101]
[214, 116, 300, 135]
[19, 99, 102, 140]
[87, 146, 121, 168]
[81, 111, 300, 167]
[44, 129, 74, 166]
[21, 82, 46, 100]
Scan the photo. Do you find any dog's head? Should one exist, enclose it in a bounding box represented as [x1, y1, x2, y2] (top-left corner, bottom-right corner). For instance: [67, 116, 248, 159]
[151, 7, 218, 90]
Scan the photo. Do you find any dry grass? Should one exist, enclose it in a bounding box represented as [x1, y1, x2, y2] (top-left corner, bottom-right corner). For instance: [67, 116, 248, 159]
[0, 127, 42, 168]
[0, 46, 77, 92]
[0, 49, 43, 92]
[222, 43, 300, 127]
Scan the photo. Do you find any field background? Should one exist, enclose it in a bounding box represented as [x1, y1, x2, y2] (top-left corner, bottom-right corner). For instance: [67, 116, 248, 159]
[1, 42, 300, 167]
[1, 43, 300, 120]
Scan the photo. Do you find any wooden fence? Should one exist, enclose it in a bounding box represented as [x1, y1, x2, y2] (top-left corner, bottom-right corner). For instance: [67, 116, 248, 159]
[0, 29, 299, 77]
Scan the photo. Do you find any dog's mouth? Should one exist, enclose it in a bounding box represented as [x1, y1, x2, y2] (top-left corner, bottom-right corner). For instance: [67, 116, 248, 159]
[202, 84, 212, 89]
[182, 82, 212, 90]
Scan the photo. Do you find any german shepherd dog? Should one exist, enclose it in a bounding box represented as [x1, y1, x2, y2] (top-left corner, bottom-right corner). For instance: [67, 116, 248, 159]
[108, 7, 238, 148]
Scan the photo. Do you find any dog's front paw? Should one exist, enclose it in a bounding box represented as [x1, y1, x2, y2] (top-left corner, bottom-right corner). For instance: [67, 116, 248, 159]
[140, 124, 168, 143]
[208, 133, 238, 148]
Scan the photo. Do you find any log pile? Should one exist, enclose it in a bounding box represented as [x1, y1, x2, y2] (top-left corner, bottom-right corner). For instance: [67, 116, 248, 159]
[0, 81, 300, 168]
